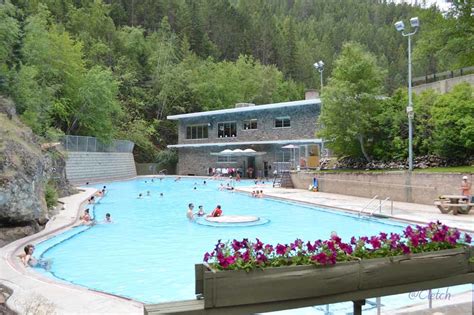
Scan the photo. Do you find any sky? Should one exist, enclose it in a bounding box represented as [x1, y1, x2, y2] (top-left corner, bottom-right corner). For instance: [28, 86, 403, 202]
[393, 0, 452, 11]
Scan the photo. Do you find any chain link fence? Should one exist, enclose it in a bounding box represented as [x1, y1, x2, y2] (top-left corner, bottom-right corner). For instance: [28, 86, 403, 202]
[60, 135, 134, 153]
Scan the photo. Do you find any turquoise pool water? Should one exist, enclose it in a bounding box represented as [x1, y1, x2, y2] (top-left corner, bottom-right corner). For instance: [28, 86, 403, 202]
[35, 178, 471, 312]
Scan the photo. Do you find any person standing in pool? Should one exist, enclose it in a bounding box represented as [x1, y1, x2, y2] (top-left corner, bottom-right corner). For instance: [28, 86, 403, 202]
[187, 203, 195, 221]
[196, 205, 206, 217]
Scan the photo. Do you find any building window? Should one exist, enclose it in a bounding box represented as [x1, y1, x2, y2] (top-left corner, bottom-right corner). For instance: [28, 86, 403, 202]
[218, 122, 237, 138]
[217, 156, 237, 163]
[243, 119, 257, 130]
[186, 124, 208, 139]
[276, 150, 291, 162]
[275, 117, 290, 128]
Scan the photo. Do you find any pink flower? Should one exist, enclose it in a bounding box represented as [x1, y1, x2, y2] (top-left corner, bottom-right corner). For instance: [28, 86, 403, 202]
[400, 244, 410, 255]
[264, 244, 274, 254]
[203, 252, 213, 262]
[465, 233, 472, 243]
[306, 241, 318, 252]
[253, 238, 264, 251]
[232, 240, 242, 251]
[256, 253, 267, 264]
[350, 236, 357, 245]
[242, 250, 250, 262]
[369, 236, 381, 249]
[276, 244, 287, 255]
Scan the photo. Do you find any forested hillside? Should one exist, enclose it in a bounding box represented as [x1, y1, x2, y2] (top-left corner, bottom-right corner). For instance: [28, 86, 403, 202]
[0, 0, 472, 162]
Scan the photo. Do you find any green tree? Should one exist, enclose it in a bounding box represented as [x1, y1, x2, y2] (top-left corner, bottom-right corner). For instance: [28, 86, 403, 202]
[318, 42, 386, 161]
[431, 83, 474, 160]
[0, 1, 20, 90]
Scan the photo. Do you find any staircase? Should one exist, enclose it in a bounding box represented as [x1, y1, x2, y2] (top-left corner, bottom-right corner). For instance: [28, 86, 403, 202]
[273, 171, 294, 188]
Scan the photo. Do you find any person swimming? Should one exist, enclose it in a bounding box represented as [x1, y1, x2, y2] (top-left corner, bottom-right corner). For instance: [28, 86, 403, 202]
[138, 193, 143, 199]
[104, 213, 112, 223]
[20, 245, 52, 270]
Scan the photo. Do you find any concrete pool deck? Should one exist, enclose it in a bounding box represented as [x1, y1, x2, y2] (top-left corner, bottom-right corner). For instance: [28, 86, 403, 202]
[236, 186, 474, 233]
[0, 178, 472, 314]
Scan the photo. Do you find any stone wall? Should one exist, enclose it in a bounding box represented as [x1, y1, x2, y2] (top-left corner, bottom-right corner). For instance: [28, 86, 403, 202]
[412, 74, 474, 94]
[177, 104, 320, 145]
[291, 171, 472, 205]
[65, 152, 136, 184]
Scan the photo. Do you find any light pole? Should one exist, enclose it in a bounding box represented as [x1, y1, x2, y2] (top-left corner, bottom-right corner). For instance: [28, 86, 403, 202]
[313, 60, 325, 165]
[313, 60, 324, 92]
[395, 17, 419, 172]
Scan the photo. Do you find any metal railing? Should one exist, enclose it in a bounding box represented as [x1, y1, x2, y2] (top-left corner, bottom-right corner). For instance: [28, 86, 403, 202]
[412, 66, 474, 86]
[60, 135, 134, 153]
[369, 197, 392, 216]
[358, 195, 379, 217]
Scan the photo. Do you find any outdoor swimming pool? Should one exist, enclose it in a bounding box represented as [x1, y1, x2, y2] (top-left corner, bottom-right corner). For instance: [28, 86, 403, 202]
[35, 178, 471, 313]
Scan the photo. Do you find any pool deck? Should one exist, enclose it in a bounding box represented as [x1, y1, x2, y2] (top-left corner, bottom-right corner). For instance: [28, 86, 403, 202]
[0, 179, 472, 314]
[236, 186, 474, 233]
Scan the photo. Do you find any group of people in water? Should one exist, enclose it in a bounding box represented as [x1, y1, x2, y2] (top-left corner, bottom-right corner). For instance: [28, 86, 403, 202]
[80, 186, 114, 225]
[186, 203, 223, 221]
[251, 190, 264, 198]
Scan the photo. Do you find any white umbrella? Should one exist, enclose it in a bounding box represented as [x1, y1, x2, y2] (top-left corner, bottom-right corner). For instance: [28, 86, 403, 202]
[232, 149, 244, 154]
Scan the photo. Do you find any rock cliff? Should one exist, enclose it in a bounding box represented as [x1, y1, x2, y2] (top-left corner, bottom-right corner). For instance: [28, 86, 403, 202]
[0, 97, 74, 246]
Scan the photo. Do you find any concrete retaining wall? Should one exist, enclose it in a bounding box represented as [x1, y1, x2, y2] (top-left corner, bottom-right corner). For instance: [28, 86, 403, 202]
[65, 152, 136, 184]
[291, 172, 473, 205]
[413, 74, 474, 94]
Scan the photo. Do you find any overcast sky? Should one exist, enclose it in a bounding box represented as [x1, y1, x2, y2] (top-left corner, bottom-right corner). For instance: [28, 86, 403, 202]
[394, 0, 452, 11]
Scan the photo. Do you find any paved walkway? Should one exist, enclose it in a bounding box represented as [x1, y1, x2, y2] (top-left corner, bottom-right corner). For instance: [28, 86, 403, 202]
[236, 186, 474, 232]
[0, 188, 143, 315]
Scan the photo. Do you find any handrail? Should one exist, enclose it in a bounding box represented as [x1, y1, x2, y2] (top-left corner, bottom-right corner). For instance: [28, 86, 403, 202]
[370, 197, 391, 215]
[358, 195, 379, 217]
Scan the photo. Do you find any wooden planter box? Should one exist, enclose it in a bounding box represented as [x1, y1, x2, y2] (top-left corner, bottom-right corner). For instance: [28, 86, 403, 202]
[196, 247, 473, 309]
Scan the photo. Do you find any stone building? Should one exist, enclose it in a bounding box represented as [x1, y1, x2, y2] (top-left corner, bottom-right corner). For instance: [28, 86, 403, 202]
[167, 92, 323, 177]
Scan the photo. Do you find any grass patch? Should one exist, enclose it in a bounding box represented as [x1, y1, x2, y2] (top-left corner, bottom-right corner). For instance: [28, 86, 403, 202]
[413, 166, 474, 173]
[307, 166, 473, 174]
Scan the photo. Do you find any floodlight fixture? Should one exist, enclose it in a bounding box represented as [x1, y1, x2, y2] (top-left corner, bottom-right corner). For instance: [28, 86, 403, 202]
[394, 20, 405, 32]
[410, 17, 419, 28]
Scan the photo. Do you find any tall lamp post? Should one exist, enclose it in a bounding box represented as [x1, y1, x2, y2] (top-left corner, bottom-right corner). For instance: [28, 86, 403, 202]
[313, 60, 325, 92]
[395, 17, 419, 172]
[313, 60, 325, 165]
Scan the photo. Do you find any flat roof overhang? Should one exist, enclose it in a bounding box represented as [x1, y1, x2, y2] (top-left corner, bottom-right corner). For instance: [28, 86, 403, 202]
[166, 99, 321, 120]
[167, 139, 323, 149]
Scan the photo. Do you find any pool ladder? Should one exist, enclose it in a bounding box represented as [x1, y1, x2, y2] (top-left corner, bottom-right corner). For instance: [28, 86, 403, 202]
[358, 196, 393, 217]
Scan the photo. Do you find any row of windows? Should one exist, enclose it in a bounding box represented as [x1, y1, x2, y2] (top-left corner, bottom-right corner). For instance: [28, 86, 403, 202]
[186, 117, 291, 139]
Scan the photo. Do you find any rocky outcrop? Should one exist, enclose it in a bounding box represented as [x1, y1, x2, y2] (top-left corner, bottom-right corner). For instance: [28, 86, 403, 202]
[0, 97, 74, 247]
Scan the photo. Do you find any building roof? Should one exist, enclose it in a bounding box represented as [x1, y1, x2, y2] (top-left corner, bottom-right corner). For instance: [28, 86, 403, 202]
[167, 138, 323, 148]
[166, 99, 321, 120]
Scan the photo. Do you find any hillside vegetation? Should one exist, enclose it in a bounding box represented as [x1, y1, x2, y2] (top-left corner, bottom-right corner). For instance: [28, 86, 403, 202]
[0, 0, 472, 163]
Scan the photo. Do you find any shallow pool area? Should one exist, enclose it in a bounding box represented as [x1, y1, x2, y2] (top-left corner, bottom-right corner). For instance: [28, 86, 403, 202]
[33, 178, 471, 312]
